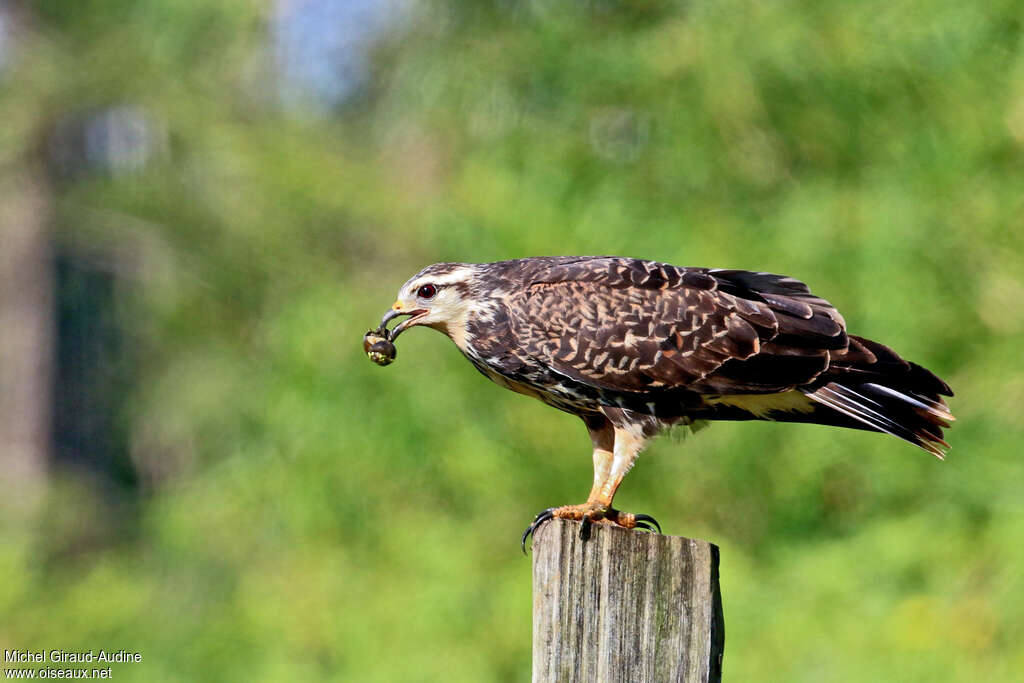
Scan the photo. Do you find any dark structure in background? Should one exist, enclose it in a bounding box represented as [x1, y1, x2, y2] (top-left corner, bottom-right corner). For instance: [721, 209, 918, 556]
[0, 0, 385, 504]
[1, 107, 166, 510]
[52, 252, 136, 488]
[46, 108, 167, 492]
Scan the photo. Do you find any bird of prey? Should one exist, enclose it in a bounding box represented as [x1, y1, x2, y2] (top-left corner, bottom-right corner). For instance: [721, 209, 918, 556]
[368, 256, 954, 548]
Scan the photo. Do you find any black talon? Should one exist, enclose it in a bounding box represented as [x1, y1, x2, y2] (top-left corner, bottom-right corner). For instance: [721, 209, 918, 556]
[521, 508, 556, 554]
[634, 514, 662, 534]
[635, 521, 654, 532]
[579, 517, 592, 541]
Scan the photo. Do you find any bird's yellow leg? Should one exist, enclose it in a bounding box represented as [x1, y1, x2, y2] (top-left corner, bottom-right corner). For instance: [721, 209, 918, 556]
[586, 417, 615, 503]
[522, 419, 660, 551]
[551, 423, 655, 531]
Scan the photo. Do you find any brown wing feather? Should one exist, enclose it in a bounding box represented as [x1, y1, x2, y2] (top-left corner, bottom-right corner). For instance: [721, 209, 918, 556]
[510, 258, 848, 395]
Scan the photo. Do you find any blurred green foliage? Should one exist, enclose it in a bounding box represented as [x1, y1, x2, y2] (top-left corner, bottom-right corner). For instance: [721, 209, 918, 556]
[2, 0, 1023, 680]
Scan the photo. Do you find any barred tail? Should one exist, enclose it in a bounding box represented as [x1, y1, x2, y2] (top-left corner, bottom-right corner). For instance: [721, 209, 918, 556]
[802, 336, 954, 458]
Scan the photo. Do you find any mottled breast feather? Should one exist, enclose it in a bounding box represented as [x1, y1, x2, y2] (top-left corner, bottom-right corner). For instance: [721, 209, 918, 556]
[506, 257, 848, 395]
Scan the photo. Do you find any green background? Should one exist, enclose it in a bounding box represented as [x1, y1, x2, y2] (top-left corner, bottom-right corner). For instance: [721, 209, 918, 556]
[3, 1, 1023, 680]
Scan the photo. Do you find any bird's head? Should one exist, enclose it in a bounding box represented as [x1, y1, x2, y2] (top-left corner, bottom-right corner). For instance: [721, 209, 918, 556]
[379, 263, 484, 346]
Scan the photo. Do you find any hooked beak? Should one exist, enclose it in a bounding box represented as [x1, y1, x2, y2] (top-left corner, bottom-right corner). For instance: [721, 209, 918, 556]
[380, 305, 428, 341]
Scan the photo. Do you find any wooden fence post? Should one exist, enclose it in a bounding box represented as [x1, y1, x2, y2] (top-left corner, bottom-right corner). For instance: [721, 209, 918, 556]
[531, 519, 724, 683]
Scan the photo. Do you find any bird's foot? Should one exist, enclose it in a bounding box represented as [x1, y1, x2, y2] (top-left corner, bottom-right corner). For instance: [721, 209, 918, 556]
[520, 502, 660, 553]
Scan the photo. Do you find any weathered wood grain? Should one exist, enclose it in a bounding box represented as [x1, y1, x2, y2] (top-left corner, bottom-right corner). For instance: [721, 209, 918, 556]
[532, 519, 723, 683]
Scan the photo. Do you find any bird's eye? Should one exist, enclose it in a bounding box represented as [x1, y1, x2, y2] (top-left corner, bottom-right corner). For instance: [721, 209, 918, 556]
[417, 284, 437, 299]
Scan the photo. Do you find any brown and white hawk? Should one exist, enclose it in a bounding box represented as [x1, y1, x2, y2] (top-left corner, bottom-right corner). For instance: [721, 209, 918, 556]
[367, 257, 954, 548]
